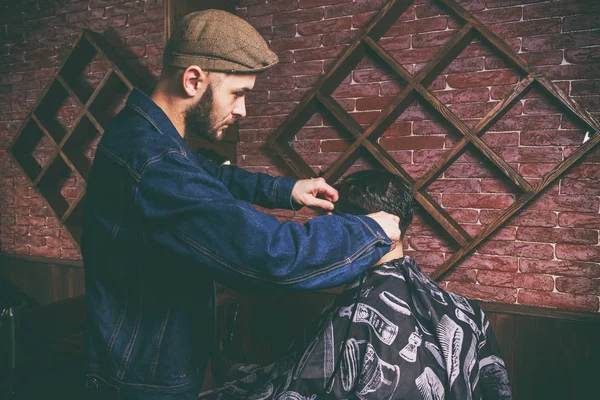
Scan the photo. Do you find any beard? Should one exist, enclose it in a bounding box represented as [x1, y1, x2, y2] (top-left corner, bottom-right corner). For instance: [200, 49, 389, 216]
[184, 84, 221, 141]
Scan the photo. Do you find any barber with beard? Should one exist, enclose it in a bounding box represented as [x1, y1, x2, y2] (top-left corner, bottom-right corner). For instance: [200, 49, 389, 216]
[81, 9, 400, 400]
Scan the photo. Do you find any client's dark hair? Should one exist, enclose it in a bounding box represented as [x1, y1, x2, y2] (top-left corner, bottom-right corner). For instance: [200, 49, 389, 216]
[334, 170, 414, 238]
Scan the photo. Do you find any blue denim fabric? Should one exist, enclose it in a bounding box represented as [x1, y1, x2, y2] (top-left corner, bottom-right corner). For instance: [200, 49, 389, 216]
[81, 88, 393, 398]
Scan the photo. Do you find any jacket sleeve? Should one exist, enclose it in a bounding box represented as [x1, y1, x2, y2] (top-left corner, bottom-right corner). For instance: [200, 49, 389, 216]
[194, 152, 298, 210]
[135, 151, 392, 291]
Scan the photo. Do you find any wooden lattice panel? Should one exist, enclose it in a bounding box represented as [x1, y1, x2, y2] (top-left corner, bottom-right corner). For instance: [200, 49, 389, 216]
[267, 0, 600, 280]
[8, 30, 138, 247]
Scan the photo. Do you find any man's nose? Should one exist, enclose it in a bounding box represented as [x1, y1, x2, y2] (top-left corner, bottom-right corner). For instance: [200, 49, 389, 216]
[232, 97, 247, 119]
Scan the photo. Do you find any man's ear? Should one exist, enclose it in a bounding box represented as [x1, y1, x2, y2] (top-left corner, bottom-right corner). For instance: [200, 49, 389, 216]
[181, 65, 208, 98]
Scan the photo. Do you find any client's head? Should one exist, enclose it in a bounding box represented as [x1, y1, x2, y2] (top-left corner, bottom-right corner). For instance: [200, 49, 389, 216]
[334, 170, 414, 239]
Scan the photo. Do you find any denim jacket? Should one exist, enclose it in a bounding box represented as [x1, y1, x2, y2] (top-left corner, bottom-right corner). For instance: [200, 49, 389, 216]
[81, 88, 393, 399]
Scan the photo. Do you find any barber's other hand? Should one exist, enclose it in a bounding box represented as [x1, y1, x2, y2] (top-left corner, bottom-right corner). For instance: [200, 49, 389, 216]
[366, 211, 401, 243]
[291, 178, 338, 211]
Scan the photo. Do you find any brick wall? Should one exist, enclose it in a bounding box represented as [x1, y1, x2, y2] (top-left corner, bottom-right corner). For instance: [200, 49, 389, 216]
[234, 0, 600, 311]
[0, 0, 598, 311]
[0, 0, 164, 258]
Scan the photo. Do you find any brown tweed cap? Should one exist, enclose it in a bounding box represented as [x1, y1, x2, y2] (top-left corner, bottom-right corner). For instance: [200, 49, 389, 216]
[164, 9, 279, 74]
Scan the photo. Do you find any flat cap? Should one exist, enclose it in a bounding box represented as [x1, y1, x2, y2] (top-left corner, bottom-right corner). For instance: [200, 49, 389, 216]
[164, 9, 279, 74]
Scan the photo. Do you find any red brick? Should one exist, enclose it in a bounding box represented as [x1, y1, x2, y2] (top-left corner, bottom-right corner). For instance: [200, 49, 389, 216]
[442, 193, 514, 209]
[414, 2, 448, 18]
[445, 163, 497, 179]
[295, 45, 346, 62]
[322, 30, 356, 46]
[379, 135, 445, 150]
[523, 98, 566, 115]
[324, 0, 387, 19]
[299, 0, 352, 8]
[478, 271, 554, 291]
[471, 6, 522, 24]
[29, 226, 60, 237]
[446, 208, 479, 223]
[246, 14, 272, 29]
[571, 80, 600, 96]
[408, 236, 457, 253]
[352, 11, 377, 29]
[536, 63, 600, 82]
[440, 268, 477, 284]
[457, 254, 519, 272]
[272, 8, 321, 26]
[528, 195, 599, 213]
[447, 70, 519, 89]
[4, 225, 29, 235]
[296, 126, 346, 140]
[412, 149, 446, 164]
[517, 227, 597, 245]
[558, 213, 600, 229]
[15, 215, 45, 226]
[428, 179, 480, 193]
[566, 164, 600, 180]
[560, 178, 600, 196]
[489, 19, 561, 39]
[46, 236, 76, 249]
[482, 132, 520, 148]
[382, 121, 411, 136]
[61, 248, 82, 259]
[556, 277, 600, 296]
[556, 244, 600, 262]
[268, 24, 296, 40]
[29, 246, 61, 258]
[268, 60, 323, 76]
[247, 0, 299, 17]
[45, 217, 60, 228]
[333, 83, 380, 98]
[16, 235, 46, 246]
[446, 282, 517, 304]
[403, 250, 445, 268]
[563, 14, 600, 32]
[355, 95, 392, 111]
[378, 36, 412, 52]
[497, 147, 563, 164]
[433, 87, 490, 104]
[319, 139, 351, 152]
[520, 130, 586, 146]
[298, 17, 351, 36]
[520, 259, 600, 278]
[468, 225, 517, 241]
[518, 290, 598, 312]
[413, 30, 456, 49]
[254, 77, 297, 91]
[523, 0, 600, 20]
[2, 243, 30, 254]
[482, 210, 557, 228]
[478, 240, 554, 259]
[385, 16, 448, 37]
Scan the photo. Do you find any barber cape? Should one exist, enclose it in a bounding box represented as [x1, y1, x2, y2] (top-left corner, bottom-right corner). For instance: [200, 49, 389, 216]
[199, 256, 512, 399]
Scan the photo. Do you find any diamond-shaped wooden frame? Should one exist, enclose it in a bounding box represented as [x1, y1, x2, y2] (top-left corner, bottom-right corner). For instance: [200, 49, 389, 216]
[8, 29, 138, 247]
[267, 0, 600, 280]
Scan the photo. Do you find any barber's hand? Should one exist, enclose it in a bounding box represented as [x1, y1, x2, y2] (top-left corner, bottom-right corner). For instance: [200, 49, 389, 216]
[291, 178, 339, 211]
[366, 211, 401, 243]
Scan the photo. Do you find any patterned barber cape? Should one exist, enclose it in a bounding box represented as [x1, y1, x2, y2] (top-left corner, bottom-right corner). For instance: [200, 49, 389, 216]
[199, 256, 512, 399]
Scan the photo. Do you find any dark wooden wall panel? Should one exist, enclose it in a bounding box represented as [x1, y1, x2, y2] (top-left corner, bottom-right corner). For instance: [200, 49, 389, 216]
[0, 253, 84, 304]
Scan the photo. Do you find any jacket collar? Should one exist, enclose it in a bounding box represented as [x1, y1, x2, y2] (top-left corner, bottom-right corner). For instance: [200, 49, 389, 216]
[126, 88, 188, 146]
